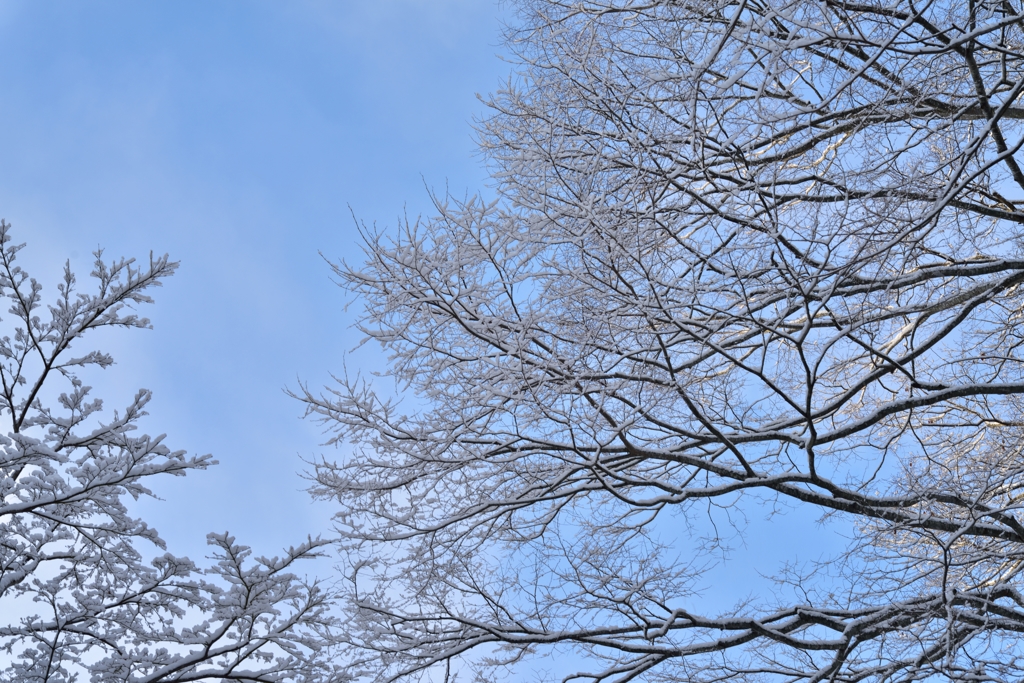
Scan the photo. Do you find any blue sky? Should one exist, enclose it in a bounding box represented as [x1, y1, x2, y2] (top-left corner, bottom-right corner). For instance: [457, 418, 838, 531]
[0, 5, 845, 651]
[0, 1, 510, 560]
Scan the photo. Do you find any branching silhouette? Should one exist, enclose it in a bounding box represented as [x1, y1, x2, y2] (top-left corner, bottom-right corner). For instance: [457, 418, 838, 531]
[301, 1, 1024, 681]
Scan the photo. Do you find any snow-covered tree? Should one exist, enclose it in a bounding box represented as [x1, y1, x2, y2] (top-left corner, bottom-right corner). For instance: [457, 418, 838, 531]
[0, 223, 341, 682]
[300, 1, 1024, 680]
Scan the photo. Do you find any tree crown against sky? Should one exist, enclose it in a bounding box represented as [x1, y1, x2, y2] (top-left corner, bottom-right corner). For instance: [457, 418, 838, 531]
[0, 224, 341, 683]
[299, 0, 1024, 681]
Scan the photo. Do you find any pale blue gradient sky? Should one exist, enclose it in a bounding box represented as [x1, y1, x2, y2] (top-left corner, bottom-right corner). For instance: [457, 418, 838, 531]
[0, 0, 510, 560]
[0, 4, 845, 648]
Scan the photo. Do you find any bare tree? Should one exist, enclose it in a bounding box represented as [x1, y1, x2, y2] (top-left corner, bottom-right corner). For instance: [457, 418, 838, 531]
[301, 0, 1024, 681]
[0, 223, 342, 683]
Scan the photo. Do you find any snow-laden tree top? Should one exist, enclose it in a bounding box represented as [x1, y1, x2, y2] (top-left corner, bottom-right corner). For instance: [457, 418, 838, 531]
[301, 1, 1024, 681]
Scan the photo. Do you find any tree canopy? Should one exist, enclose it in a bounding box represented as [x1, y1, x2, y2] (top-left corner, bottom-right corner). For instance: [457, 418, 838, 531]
[0, 224, 340, 683]
[301, 1, 1024, 681]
